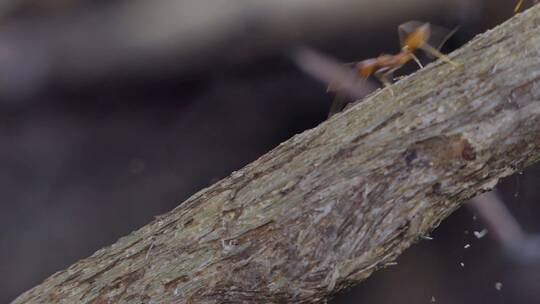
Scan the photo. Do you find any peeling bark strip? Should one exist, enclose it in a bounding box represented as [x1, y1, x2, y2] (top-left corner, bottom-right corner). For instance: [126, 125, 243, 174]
[13, 7, 540, 304]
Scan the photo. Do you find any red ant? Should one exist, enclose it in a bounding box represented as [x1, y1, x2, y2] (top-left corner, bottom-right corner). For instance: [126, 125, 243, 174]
[352, 21, 458, 90]
[323, 21, 458, 116]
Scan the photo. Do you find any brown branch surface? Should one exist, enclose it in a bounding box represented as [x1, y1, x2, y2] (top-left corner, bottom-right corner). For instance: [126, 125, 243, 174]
[12, 6, 540, 304]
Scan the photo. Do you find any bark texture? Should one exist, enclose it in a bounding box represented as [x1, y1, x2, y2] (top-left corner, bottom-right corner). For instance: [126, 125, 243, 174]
[13, 6, 540, 304]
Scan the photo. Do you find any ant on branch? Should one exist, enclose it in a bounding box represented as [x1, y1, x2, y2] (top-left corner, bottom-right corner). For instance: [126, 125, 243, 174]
[351, 21, 458, 89]
[326, 21, 458, 116]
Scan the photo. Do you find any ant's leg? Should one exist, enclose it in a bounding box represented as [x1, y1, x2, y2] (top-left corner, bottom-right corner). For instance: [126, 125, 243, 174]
[328, 91, 349, 118]
[421, 44, 459, 67]
[410, 53, 423, 69]
[327, 63, 367, 116]
[374, 69, 395, 96]
[515, 0, 523, 12]
[376, 62, 408, 96]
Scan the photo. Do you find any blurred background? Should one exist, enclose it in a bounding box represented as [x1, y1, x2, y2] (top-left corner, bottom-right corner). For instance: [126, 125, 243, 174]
[1, 0, 540, 303]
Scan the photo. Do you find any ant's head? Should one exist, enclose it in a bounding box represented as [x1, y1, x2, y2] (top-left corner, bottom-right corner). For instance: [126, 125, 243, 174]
[402, 23, 431, 52]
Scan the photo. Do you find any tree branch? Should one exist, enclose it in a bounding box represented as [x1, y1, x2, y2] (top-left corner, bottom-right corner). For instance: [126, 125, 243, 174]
[12, 6, 540, 304]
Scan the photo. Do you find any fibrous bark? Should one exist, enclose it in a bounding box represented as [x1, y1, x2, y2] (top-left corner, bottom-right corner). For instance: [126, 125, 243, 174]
[12, 6, 540, 304]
